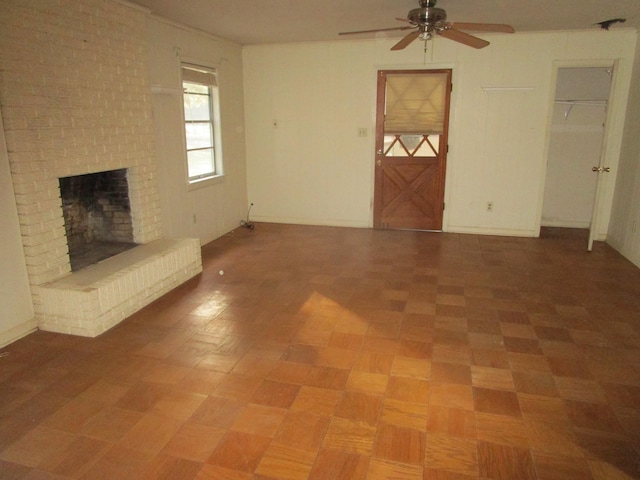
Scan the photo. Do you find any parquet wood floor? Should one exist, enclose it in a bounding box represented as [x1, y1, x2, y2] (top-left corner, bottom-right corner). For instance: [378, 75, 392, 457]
[1, 224, 639, 479]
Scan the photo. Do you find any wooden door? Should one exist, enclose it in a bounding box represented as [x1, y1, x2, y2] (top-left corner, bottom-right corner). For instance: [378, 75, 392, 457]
[373, 70, 451, 230]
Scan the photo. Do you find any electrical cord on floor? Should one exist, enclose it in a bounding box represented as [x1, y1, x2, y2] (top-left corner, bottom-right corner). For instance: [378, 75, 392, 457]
[240, 203, 255, 230]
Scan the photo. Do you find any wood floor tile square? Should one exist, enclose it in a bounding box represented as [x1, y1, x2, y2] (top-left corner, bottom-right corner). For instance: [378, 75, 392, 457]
[231, 403, 287, 438]
[471, 365, 515, 391]
[304, 366, 350, 390]
[255, 444, 316, 480]
[504, 337, 543, 355]
[508, 352, 551, 372]
[470, 348, 510, 369]
[534, 326, 573, 342]
[308, 448, 369, 480]
[273, 411, 330, 451]
[250, 380, 300, 408]
[77, 380, 129, 405]
[373, 423, 426, 465]
[42, 398, 105, 434]
[0, 427, 76, 468]
[431, 361, 471, 385]
[523, 417, 583, 457]
[177, 370, 225, 396]
[512, 370, 559, 397]
[79, 445, 153, 480]
[42, 435, 110, 477]
[500, 322, 537, 339]
[548, 356, 593, 379]
[335, 391, 383, 425]
[474, 412, 531, 448]
[391, 356, 431, 379]
[426, 405, 476, 438]
[431, 345, 471, 365]
[367, 458, 424, 480]
[118, 412, 182, 455]
[141, 454, 203, 480]
[477, 440, 536, 480]
[345, 370, 389, 394]
[429, 383, 474, 411]
[424, 433, 478, 477]
[381, 398, 429, 431]
[564, 399, 624, 433]
[386, 376, 430, 403]
[195, 463, 254, 479]
[189, 395, 245, 429]
[533, 452, 594, 480]
[266, 360, 313, 384]
[114, 382, 171, 413]
[328, 332, 365, 351]
[289, 386, 341, 416]
[207, 431, 271, 472]
[473, 387, 522, 417]
[162, 423, 225, 462]
[80, 407, 144, 442]
[322, 417, 377, 455]
[554, 377, 607, 403]
[230, 354, 277, 378]
[152, 390, 207, 421]
[517, 393, 570, 423]
[351, 352, 394, 374]
[212, 374, 262, 401]
[468, 333, 506, 351]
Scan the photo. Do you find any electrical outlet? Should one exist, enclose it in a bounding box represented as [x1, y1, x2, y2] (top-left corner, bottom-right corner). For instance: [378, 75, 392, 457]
[487, 202, 494, 212]
[357, 128, 368, 137]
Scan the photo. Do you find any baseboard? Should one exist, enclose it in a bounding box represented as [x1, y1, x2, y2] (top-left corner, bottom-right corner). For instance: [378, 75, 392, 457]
[540, 219, 590, 229]
[0, 319, 38, 349]
[445, 225, 538, 237]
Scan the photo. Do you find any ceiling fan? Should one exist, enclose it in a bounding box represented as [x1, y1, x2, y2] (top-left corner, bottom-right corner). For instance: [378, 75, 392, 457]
[339, 0, 515, 50]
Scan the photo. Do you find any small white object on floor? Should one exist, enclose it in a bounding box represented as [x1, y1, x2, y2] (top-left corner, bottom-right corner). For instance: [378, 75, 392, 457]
[219, 270, 224, 275]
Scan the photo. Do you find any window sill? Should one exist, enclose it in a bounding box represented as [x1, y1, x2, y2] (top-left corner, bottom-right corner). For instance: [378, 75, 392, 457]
[187, 174, 225, 192]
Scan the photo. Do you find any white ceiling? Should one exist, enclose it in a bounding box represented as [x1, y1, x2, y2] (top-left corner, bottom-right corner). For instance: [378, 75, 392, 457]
[129, 0, 640, 46]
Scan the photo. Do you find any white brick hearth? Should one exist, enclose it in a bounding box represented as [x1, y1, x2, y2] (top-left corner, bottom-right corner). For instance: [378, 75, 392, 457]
[37, 238, 201, 337]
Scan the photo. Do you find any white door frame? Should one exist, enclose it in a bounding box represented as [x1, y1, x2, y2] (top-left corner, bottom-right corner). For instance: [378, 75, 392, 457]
[539, 59, 619, 250]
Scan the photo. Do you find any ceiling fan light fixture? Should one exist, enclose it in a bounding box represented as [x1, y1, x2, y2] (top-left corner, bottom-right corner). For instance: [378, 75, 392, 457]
[339, 0, 514, 51]
[419, 30, 433, 41]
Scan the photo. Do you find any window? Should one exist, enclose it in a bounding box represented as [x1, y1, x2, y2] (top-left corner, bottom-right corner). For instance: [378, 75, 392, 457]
[182, 64, 222, 183]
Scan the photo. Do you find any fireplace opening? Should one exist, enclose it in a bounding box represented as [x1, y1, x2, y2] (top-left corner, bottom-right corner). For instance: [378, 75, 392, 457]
[59, 169, 137, 271]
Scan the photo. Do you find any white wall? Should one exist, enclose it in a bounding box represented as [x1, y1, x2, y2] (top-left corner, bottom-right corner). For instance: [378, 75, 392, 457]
[608, 33, 640, 267]
[0, 114, 35, 347]
[243, 30, 637, 238]
[146, 17, 248, 245]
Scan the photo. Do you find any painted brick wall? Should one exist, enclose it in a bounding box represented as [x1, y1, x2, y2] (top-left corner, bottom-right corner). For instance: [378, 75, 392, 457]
[0, 0, 162, 296]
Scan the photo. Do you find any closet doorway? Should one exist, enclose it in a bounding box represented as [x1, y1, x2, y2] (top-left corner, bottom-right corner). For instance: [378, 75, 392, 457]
[541, 66, 614, 250]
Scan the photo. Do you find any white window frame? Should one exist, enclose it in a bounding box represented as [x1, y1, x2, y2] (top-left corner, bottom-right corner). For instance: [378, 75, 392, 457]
[181, 63, 223, 188]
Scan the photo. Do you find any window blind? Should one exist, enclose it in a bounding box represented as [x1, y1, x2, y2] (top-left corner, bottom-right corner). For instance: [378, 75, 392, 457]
[384, 73, 448, 134]
[181, 65, 217, 87]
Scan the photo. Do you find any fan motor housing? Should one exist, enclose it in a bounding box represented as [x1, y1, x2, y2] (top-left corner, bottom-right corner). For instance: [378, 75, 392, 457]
[408, 6, 447, 26]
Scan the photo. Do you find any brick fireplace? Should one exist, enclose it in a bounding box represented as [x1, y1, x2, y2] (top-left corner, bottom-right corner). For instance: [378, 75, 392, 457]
[1, 0, 202, 337]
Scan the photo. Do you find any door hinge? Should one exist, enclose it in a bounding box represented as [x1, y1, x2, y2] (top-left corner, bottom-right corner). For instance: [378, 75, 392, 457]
[443, 202, 446, 211]
[450, 83, 453, 92]
[447, 144, 449, 153]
